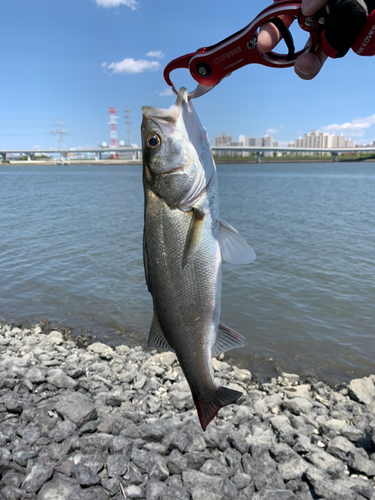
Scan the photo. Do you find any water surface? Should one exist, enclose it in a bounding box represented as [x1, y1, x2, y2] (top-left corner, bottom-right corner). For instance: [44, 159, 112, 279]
[1, 163, 374, 382]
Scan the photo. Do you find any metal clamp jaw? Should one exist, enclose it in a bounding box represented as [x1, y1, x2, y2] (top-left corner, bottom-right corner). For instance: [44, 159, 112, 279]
[164, 0, 326, 98]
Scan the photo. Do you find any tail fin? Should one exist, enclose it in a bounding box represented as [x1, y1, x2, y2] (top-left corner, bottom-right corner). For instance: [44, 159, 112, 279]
[193, 386, 242, 431]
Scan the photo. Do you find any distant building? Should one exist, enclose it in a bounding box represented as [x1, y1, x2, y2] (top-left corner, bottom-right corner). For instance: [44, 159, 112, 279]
[290, 129, 355, 155]
[214, 134, 278, 157]
[215, 133, 233, 147]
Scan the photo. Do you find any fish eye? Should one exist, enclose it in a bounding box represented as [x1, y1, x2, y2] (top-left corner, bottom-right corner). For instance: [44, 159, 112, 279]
[146, 134, 161, 150]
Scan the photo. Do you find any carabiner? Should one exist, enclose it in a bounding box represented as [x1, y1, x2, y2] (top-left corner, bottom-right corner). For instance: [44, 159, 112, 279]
[163, 0, 326, 97]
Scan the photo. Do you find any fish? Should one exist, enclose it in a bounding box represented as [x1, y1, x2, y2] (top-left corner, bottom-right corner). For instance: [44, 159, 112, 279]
[141, 87, 256, 431]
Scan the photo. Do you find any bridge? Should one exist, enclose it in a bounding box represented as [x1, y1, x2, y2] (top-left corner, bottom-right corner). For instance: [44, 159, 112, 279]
[1, 145, 375, 163]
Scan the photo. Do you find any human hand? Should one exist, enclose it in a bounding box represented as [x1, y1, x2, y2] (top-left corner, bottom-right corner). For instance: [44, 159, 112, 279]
[257, 0, 328, 80]
[258, 0, 375, 80]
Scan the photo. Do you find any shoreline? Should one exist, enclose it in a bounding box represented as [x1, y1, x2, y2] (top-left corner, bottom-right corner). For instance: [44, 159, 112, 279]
[2, 157, 375, 166]
[1, 320, 375, 500]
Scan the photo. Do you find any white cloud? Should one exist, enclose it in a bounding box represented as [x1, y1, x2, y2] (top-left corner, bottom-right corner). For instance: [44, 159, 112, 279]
[159, 88, 174, 97]
[266, 128, 278, 134]
[101, 62, 108, 67]
[146, 51, 165, 59]
[94, 0, 138, 9]
[33, 145, 41, 149]
[319, 114, 375, 137]
[106, 58, 160, 74]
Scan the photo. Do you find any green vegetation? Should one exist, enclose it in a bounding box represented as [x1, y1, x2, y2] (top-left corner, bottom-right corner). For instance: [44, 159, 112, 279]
[213, 152, 375, 162]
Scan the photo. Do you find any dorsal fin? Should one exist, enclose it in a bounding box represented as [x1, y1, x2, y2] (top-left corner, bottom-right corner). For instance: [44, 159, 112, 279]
[147, 312, 174, 352]
[182, 208, 205, 269]
[219, 220, 256, 265]
[211, 323, 245, 358]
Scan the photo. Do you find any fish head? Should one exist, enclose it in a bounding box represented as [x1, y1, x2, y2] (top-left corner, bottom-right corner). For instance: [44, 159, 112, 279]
[141, 88, 215, 209]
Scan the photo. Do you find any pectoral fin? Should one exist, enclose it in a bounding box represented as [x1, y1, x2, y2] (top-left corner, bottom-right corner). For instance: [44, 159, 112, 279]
[211, 323, 246, 357]
[148, 312, 174, 352]
[219, 220, 256, 265]
[182, 208, 205, 269]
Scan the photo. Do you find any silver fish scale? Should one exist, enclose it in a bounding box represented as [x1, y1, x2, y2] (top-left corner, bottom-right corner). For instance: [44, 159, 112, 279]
[144, 182, 222, 396]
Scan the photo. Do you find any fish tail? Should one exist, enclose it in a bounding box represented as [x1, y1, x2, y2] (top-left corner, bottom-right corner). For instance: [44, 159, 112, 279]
[193, 386, 242, 431]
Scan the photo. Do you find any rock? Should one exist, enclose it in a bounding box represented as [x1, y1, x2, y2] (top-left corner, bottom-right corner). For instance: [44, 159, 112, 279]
[145, 480, 168, 500]
[56, 392, 97, 428]
[349, 378, 375, 405]
[123, 484, 144, 499]
[278, 457, 309, 482]
[21, 463, 54, 493]
[305, 466, 357, 500]
[347, 448, 375, 476]
[282, 397, 313, 416]
[106, 453, 128, 478]
[326, 436, 356, 461]
[45, 331, 64, 345]
[47, 369, 77, 389]
[88, 342, 113, 360]
[49, 420, 76, 443]
[71, 464, 100, 486]
[182, 469, 225, 491]
[253, 491, 297, 499]
[36, 473, 81, 499]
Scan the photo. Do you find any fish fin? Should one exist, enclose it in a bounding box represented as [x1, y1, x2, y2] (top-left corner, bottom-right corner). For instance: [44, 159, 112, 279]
[211, 323, 246, 357]
[182, 208, 205, 269]
[148, 313, 174, 352]
[193, 386, 243, 431]
[219, 220, 256, 265]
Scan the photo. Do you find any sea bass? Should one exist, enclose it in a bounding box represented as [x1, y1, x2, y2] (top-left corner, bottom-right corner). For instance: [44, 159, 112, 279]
[141, 88, 255, 430]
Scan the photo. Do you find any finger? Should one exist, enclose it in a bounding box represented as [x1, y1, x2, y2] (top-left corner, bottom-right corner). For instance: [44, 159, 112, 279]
[302, 0, 328, 16]
[294, 49, 328, 79]
[258, 14, 294, 52]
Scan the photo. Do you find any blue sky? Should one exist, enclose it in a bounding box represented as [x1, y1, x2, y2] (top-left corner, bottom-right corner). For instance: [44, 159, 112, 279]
[1, 0, 374, 150]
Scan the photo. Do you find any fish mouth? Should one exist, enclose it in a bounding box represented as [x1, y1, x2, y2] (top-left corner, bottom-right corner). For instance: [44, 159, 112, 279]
[142, 88, 188, 124]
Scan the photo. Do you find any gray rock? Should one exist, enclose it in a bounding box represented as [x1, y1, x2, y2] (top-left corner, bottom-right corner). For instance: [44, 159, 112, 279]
[349, 378, 375, 405]
[200, 459, 229, 477]
[13, 450, 38, 467]
[347, 448, 375, 476]
[5, 397, 23, 414]
[230, 472, 252, 490]
[190, 487, 225, 500]
[21, 463, 54, 493]
[56, 391, 97, 428]
[123, 463, 143, 485]
[305, 466, 357, 500]
[283, 397, 313, 416]
[326, 435, 356, 461]
[79, 433, 112, 454]
[145, 479, 168, 500]
[49, 420, 76, 443]
[278, 457, 309, 482]
[253, 491, 297, 499]
[182, 469, 225, 491]
[150, 457, 169, 481]
[166, 449, 188, 474]
[45, 331, 64, 345]
[107, 453, 128, 478]
[131, 448, 158, 474]
[123, 484, 144, 499]
[36, 473, 80, 499]
[1, 471, 24, 489]
[100, 477, 120, 496]
[71, 486, 110, 500]
[87, 342, 113, 360]
[71, 463, 100, 486]
[25, 367, 46, 385]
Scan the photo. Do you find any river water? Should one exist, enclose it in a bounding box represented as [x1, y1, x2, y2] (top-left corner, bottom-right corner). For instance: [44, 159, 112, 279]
[1, 163, 374, 382]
